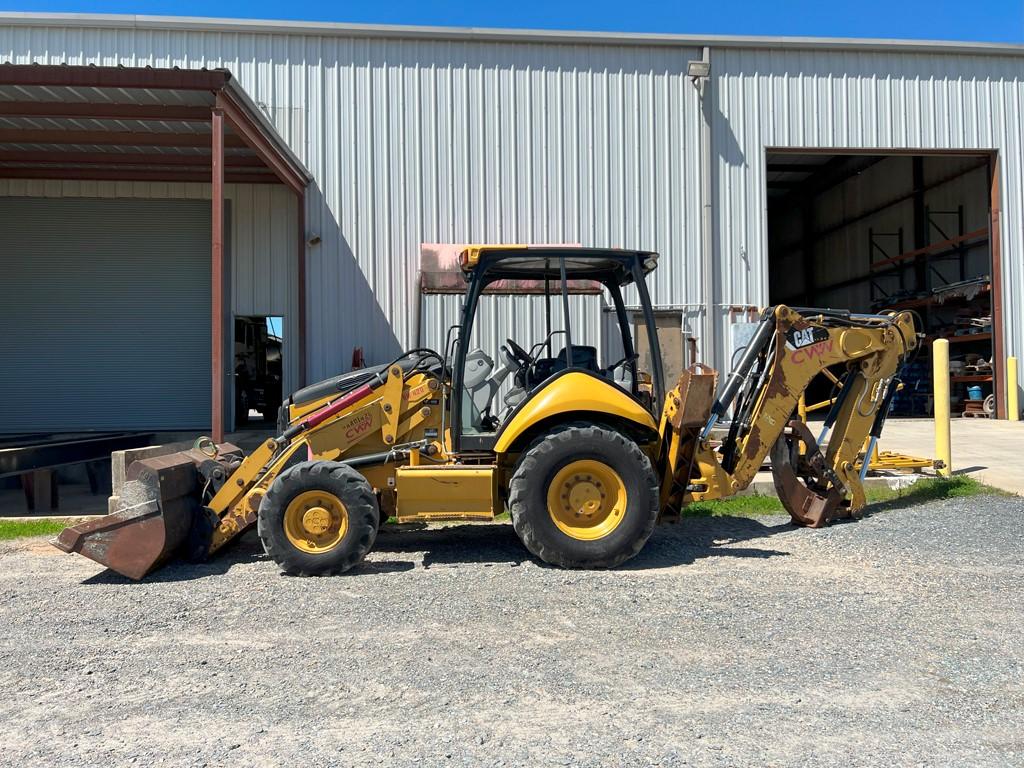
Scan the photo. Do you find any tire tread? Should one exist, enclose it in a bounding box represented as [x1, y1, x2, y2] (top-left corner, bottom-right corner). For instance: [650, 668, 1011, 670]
[508, 422, 659, 569]
[257, 460, 379, 576]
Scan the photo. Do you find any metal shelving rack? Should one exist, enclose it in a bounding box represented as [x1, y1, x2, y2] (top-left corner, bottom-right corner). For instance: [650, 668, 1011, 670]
[868, 206, 993, 415]
[768, 154, 996, 418]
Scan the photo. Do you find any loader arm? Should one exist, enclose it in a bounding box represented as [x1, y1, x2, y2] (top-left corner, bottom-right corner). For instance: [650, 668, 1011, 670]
[661, 305, 918, 526]
[57, 357, 445, 579]
[206, 362, 441, 553]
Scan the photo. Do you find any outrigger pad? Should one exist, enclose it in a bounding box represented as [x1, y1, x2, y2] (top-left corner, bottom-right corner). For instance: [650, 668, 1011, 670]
[54, 445, 239, 580]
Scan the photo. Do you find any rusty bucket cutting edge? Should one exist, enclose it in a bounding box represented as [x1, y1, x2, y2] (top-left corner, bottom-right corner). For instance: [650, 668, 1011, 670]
[54, 450, 209, 580]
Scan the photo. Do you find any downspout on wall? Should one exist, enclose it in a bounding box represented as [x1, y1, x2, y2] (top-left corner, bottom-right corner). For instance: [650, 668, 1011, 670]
[696, 46, 716, 366]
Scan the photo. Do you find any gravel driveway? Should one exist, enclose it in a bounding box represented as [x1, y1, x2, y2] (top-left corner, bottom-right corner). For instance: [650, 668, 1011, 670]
[1, 495, 1022, 767]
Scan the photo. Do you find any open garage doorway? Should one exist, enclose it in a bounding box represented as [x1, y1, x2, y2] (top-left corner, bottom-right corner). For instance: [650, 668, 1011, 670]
[765, 151, 1002, 419]
[233, 316, 284, 429]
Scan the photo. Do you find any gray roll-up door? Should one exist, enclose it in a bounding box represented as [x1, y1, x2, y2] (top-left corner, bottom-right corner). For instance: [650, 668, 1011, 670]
[0, 197, 211, 432]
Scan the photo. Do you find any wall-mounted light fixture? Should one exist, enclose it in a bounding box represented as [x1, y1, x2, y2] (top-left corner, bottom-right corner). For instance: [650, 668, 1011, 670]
[686, 59, 710, 82]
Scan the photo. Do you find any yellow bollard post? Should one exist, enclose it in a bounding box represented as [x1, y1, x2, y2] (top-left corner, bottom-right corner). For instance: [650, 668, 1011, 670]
[1008, 356, 1020, 422]
[933, 338, 952, 477]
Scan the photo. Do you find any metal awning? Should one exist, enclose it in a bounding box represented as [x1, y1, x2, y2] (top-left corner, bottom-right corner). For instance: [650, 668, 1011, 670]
[0, 64, 310, 189]
[0, 64, 313, 442]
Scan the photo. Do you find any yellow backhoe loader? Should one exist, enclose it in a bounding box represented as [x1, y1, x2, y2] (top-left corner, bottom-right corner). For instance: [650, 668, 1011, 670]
[56, 246, 920, 579]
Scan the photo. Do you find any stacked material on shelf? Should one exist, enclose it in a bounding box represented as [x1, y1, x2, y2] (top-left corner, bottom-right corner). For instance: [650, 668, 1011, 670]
[891, 359, 931, 417]
[934, 275, 990, 304]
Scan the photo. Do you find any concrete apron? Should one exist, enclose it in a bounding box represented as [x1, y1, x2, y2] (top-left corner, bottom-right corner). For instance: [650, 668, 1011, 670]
[871, 417, 1024, 496]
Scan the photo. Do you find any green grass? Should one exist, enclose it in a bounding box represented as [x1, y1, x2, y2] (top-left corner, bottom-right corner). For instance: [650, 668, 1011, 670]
[0, 519, 73, 541]
[682, 494, 785, 518]
[678, 475, 1000, 519]
[0, 477, 999, 541]
[861, 474, 1004, 513]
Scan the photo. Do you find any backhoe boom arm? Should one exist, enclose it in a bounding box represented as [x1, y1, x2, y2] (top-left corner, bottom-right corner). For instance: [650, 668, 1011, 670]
[663, 305, 918, 525]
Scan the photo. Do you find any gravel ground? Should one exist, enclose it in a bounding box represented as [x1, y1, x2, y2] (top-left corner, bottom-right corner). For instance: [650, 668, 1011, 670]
[1, 495, 1022, 767]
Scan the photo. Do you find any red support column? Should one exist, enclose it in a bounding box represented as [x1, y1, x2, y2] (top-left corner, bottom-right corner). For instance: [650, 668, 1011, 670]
[297, 190, 307, 388]
[211, 108, 226, 443]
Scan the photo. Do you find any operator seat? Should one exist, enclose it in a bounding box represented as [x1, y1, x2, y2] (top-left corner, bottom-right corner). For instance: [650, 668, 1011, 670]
[463, 349, 517, 433]
[554, 345, 600, 374]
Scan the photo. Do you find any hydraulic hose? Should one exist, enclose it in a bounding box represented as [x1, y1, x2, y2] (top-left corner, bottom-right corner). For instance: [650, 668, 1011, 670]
[701, 309, 775, 439]
[279, 348, 442, 444]
[860, 376, 901, 481]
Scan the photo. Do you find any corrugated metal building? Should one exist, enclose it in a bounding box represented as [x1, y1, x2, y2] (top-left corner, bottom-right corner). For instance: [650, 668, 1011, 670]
[1, 13, 1022, 433]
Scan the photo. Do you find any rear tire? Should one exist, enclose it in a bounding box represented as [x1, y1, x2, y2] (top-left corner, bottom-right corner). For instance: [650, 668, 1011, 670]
[508, 423, 659, 569]
[258, 460, 379, 576]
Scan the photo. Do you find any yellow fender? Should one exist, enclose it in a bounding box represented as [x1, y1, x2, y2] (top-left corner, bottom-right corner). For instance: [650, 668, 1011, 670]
[493, 371, 658, 454]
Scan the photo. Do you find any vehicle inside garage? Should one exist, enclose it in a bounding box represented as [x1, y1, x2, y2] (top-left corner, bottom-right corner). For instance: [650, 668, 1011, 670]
[233, 315, 284, 428]
[766, 152, 1000, 418]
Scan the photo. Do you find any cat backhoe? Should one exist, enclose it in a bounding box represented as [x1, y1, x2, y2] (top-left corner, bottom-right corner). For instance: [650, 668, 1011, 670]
[56, 246, 919, 579]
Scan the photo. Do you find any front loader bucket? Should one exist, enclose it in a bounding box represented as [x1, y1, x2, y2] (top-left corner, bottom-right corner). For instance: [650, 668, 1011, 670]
[55, 445, 238, 580]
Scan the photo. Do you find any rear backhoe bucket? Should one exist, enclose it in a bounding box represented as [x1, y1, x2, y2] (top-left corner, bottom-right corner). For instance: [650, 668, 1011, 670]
[770, 421, 846, 528]
[55, 445, 238, 580]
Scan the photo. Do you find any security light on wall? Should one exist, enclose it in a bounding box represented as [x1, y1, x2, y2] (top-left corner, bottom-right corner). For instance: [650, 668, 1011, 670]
[686, 60, 710, 80]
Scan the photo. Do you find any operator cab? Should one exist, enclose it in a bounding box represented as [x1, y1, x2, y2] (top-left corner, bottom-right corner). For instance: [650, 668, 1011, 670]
[451, 246, 664, 450]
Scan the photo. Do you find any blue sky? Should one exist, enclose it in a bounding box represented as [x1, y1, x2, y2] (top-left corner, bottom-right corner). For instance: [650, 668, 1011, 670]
[8, 1, 1024, 43]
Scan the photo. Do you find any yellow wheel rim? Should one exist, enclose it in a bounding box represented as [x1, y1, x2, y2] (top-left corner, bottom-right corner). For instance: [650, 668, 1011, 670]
[546, 459, 627, 541]
[283, 490, 349, 554]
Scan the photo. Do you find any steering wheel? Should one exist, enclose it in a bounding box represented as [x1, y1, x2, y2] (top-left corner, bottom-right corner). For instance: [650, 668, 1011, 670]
[504, 338, 533, 368]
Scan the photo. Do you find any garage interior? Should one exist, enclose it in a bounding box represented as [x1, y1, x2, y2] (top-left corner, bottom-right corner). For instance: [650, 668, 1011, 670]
[0, 64, 310, 513]
[234, 315, 284, 428]
[766, 151, 1001, 418]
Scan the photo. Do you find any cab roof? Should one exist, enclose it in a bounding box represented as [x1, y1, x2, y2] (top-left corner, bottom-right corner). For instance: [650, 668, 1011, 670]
[459, 245, 659, 287]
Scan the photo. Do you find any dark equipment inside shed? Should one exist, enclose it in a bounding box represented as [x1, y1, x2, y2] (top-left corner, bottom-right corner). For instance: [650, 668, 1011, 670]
[765, 151, 1002, 419]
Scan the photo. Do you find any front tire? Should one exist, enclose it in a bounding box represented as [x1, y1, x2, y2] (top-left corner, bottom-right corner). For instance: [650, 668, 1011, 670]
[508, 424, 659, 569]
[258, 461, 380, 576]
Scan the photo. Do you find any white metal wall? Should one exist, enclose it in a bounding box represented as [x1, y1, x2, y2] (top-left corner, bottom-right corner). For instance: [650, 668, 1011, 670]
[0, 179, 301, 396]
[2, 20, 1024, 402]
[0, 24, 704, 382]
[713, 47, 1024, 395]
[420, 293, 605, 359]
